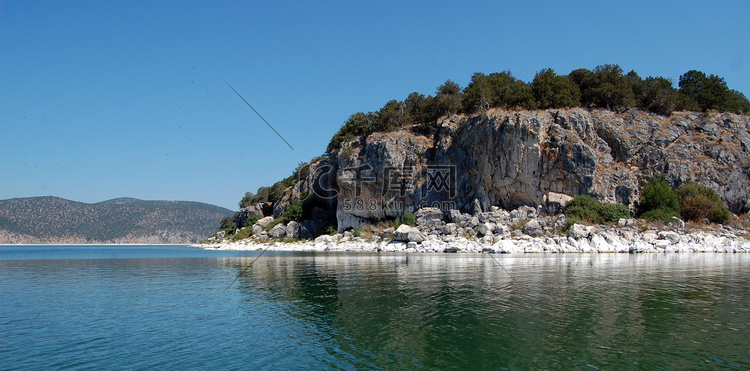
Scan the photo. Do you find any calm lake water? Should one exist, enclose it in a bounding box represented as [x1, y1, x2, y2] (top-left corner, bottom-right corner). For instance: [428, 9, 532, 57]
[1, 245, 748, 370]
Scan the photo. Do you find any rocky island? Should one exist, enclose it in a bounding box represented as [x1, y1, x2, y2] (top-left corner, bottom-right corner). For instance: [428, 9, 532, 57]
[203, 67, 750, 253]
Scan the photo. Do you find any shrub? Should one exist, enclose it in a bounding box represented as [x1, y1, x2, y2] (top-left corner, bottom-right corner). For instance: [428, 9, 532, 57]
[641, 207, 681, 223]
[572, 65, 635, 110]
[639, 175, 680, 221]
[641, 76, 677, 116]
[249, 186, 271, 204]
[560, 215, 583, 234]
[677, 183, 731, 224]
[230, 227, 253, 241]
[264, 218, 285, 231]
[435, 80, 464, 117]
[531, 68, 581, 109]
[565, 195, 630, 224]
[400, 211, 416, 227]
[284, 199, 304, 222]
[216, 228, 234, 238]
[352, 224, 362, 237]
[327, 112, 378, 153]
[376, 100, 409, 131]
[239, 192, 254, 208]
[246, 214, 263, 227]
[219, 215, 237, 230]
[314, 224, 338, 237]
[677, 70, 750, 114]
[405, 92, 431, 124]
[600, 202, 631, 221]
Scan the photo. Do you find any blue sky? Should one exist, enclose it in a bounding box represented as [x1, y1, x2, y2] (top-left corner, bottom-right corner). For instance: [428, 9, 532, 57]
[1, 0, 748, 211]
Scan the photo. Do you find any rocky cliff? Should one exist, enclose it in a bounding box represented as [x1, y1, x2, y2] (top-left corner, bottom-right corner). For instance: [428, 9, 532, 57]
[257, 109, 749, 231]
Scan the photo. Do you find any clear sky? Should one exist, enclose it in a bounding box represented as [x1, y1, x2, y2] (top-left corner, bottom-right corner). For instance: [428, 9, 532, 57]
[1, 0, 748, 211]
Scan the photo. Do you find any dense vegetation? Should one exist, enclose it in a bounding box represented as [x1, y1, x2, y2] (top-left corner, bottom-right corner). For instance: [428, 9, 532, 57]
[676, 184, 732, 224]
[639, 176, 682, 222]
[564, 195, 630, 225]
[0, 196, 233, 243]
[639, 176, 731, 224]
[561, 176, 732, 229]
[327, 65, 750, 153]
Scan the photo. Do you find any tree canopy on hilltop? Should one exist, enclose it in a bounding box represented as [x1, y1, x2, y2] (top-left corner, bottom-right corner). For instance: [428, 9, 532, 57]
[321, 65, 749, 154]
[532, 68, 581, 109]
[677, 70, 750, 113]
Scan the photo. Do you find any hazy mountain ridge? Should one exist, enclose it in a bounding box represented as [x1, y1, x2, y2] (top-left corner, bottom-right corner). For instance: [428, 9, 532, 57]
[0, 196, 233, 244]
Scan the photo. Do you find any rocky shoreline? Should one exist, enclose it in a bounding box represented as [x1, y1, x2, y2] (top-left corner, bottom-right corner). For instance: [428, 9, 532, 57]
[200, 206, 750, 254]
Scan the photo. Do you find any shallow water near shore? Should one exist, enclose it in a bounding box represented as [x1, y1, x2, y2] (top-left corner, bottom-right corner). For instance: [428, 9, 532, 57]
[1, 245, 749, 369]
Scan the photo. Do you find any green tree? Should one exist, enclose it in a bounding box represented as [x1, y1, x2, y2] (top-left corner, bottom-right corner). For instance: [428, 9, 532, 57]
[728, 90, 750, 114]
[239, 192, 254, 208]
[435, 80, 463, 117]
[626, 70, 646, 101]
[250, 186, 271, 204]
[531, 68, 581, 109]
[284, 199, 304, 222]
[268, 182, 287, 202]
[463, 71, 536, 111]
[405, 91, 436, 125]
[375, 99, 408, 131]
[641, 77, 678, 116]
[588, 64, 636, 110]
[569, 68, 595, 106]
[676, 70, 749, 113]
[489, 71, 536, 109]
[462, 72, 494, 113]
[292, 161, 310, 183]
[678, 70, 710, 111]
[219, 215, 237, 230]
[327, 111, 378, 153]
[639, 175, 681, 222]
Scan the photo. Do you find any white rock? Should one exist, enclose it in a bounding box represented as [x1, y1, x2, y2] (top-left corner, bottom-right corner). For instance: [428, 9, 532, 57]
[255, 216, 275, 229]
[408, 228, 425, 243]
[441, 223, 457, 235]
[670, 217, 685, 229]
[591, 234, 613, 252]
[268, 223, 287, 239]
[286, 221, 300, 239]
[642, 232, 658, 242]
[479, 222, 496, 237]
[522, 219, 543, 237]
[543, 192, 574, 214]
[315, 235, 334, 244]
[568, 224, 594, 239]
[393, 224, 412, 241]
[658, 231, 681, 244]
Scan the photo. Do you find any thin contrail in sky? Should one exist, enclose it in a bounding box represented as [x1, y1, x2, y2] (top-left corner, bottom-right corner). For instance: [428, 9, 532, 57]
[225, 81, 294, 150]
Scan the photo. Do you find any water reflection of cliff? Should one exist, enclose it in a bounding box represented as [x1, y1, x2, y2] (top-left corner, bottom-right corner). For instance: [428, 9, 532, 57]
[227, 253, 750, 369]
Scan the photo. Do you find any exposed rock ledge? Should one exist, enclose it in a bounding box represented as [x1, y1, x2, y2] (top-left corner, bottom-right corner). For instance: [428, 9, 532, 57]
[201, 207, 749, 254]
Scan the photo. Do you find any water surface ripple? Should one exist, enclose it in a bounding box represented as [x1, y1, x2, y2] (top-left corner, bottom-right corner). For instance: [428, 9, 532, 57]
[1, 246, 748, 369]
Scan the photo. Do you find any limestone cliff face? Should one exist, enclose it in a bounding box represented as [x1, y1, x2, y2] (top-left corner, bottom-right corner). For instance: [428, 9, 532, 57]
[278, 109, 750, 231]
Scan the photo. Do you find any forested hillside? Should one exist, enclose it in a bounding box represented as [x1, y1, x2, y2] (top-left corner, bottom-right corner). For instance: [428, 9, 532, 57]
[0, 196, 233, 244]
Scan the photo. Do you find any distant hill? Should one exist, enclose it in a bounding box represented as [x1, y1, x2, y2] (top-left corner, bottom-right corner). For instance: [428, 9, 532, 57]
[0, 196, 233, 244]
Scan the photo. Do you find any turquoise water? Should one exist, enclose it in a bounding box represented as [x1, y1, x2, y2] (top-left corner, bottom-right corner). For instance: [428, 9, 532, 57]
[1, 246, 748, 370]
